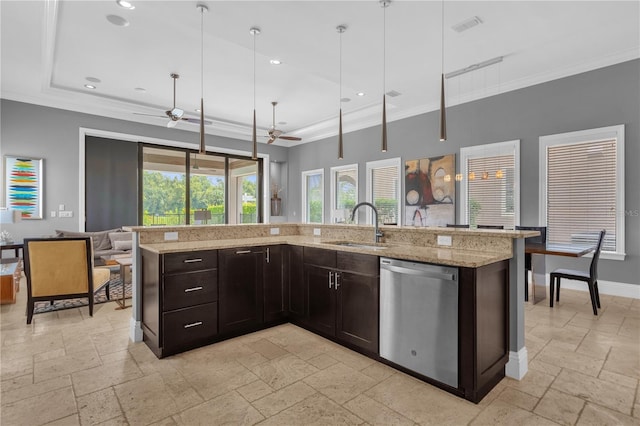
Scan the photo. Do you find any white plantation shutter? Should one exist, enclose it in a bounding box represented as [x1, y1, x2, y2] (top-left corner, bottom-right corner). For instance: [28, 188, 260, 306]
[467, 154, 516, 228]
[546, 139, 617, 251]
[366, 158, 401, 226]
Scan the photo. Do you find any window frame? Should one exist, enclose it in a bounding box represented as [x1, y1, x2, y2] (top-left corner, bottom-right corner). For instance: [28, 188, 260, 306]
[365, 157, 402, 226]
[539, 125, 625, 260]
[459, 140, 521, 228]
[301, 168, 325, 224]
[330, 163, 359, 224]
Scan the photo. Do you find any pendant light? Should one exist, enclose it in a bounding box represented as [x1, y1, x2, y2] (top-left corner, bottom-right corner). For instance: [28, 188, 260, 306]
[250, 27, 260, 160]
[380, 0, 390, 153]
[439, 0, 447, 141]
[196, 3, 208, 154]
[337, 25, 346, 160]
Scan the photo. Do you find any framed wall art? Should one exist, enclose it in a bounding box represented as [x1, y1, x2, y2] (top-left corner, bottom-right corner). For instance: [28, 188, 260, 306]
[4, 155, 43, 220]
[405, 154, 455, 227]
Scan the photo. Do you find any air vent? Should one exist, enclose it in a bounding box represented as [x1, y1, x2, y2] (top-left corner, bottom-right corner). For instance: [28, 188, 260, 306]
[451, 16, 483, 33]
[386, 90, 401, 97]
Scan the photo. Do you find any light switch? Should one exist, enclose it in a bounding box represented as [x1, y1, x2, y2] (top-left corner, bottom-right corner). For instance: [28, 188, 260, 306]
[270, 227, 280, 235]
[437, 235, 453, 246]
[59, 211, 73, 218]
[58, 204, 65, 211]
[50, 211, 56, 218]
[164, 231, 179, 241]
[313, 228, 321, 236]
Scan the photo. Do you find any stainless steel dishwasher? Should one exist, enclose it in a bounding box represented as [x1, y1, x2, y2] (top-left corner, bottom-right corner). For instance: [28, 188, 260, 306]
[379, 257, 459, 388]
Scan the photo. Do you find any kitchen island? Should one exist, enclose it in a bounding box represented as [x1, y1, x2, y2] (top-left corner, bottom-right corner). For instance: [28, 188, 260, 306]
[125, 223, 535, 403]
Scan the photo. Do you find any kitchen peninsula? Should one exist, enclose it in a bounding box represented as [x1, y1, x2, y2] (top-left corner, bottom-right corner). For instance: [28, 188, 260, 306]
[125, 223, 536, 403]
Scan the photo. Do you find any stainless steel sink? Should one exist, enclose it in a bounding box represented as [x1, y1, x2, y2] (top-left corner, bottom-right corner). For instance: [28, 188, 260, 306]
[325, 241, 388, 251]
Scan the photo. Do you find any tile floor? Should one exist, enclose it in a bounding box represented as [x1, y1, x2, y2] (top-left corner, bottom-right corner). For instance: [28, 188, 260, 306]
[1, 276, 638, 425]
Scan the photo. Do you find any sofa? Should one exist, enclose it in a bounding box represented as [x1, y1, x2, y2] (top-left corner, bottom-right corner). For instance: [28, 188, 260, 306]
[55, 228, 132, 264]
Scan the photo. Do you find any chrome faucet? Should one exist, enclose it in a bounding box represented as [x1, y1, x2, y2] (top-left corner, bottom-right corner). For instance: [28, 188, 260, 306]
[350, 202, 383, 243]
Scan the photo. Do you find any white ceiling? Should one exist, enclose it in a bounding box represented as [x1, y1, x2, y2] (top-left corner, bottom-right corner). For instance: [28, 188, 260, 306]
[1, 1, 638, 146]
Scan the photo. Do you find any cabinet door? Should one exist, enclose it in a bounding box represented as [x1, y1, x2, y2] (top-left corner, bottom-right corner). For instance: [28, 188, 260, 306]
[336, 270, 379, 353]
[264, 245, 286, 323]
[219, 248, 264, 334]
[305, 264, 336, 336]
[287, 245, 305, 321]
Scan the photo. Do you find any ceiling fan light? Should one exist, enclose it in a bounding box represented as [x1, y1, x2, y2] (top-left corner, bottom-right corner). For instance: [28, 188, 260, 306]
[116, 0, 135, 10]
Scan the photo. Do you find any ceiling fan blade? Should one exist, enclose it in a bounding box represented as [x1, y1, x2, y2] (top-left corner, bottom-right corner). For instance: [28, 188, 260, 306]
[167, 120, 178, 128]
[182, 117, 213, 125]
[133, 113, 167, 118]
[267, 136, 276, 144]
[279, 136, 302, 141]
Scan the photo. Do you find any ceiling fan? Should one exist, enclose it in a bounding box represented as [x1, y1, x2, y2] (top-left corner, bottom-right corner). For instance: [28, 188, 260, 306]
[267, 101, 302, 144]
[135, 73, 212, 128]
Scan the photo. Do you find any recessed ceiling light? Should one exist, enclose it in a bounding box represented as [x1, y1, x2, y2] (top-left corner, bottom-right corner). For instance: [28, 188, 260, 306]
[85, 76, 101, 83]
[134, 87, 146, 92]
[356, 92, 366, 97]
[116, 0, 135, 10]
[106, 15, 129, 27]
[84, 84, 96, 89]
[269, 59, 282, 65]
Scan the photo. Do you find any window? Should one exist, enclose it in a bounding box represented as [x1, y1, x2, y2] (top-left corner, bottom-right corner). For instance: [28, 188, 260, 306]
[302, 168, 324, 223]
[330, 164, 358, 223]
[366, 158, 401, 226]
[459, 140, 520, 228]
[141, 145, 262, 225]
[539, 125, 625, 259]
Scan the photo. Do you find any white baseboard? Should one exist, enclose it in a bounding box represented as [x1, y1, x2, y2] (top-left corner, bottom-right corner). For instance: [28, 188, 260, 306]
[540, 275, 640, 299]
[506, 347, 528, 380]
[130, 318, 143, 342]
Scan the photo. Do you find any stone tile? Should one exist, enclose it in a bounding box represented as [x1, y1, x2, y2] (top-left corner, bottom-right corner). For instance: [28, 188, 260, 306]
[34, 349, 101, 383]
[365, 373, 480, 425]
[598, 369, 638, 390]
[45, 414, 81, 425]
[603, 346, 640, 380]
[551, 369, 635, 415]
[236, 352, 269, 369]
[249, 354, 318, 390]
[77, 387, 123, 425]
[34, 348, 67, 363]
[1, 355, 33, 381]
[496, 387, 539, 411]
[360, 362, 397, 382]
[244, 338, 288, 360]
[470, 399, 558, 425]
[502, 369, 555, 398]
[528, 359, 562, 377]
[528, 324, 589, 347]
[182, 360, 258, 401]
[343, 394, 415, 426]
[258, 393, 363, 426]
[534, 388, 585, 426]
[328, 347, 375, 371]
[71, 357, 144, 396]
[236, 379, 273, 402]
[252, 381, 317, 417]
[90, 329, 133, 356]
[114, 373, 184, 424]
[146, 417, 177, 426]
[306, 353, 339, 370]
[155, 367, 204, 411]
[534, 344, 605, 377]
[304, 362, 378, 404]
[174, 391, 264, 426]
[568, 314, 623, 334]
[1, 331, 65, 362]
[1, 386, 77, 426]
[1, 374, 71, 405]
[577, 402, 639, 425]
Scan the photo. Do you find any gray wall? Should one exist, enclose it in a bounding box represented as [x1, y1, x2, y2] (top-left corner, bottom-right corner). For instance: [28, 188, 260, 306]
[287, 60, 640, 285]
[0, 100, 288, 239]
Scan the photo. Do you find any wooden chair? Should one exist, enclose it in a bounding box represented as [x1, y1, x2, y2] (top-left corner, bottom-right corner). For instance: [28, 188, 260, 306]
[550, 229, 606, 315]
[477, 224, 504, 229]
[24, 237, 110, 324]
[446, 224, 470, 228]
[516, 225, 547, 301]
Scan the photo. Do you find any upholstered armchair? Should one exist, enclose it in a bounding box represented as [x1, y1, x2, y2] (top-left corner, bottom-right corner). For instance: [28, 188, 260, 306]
[24, 237, 110, 324]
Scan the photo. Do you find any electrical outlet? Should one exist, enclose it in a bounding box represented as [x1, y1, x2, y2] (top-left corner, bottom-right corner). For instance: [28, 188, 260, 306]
[58, 204, 65, 211]
[437, 235, 452, 246]
[50, 211, 56, 218]
[313, 228, 321, 236]
[59, 211, 73, 218]
[270, 227, 280, 235]
[164, 231, 178, 241]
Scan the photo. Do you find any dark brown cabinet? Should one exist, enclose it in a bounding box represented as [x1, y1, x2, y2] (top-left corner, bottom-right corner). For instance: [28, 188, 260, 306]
[140, 248, 218, 358]
[286, 245, 305, 322]
[264, 245, 287, 323]
[303, 247, 379, 353]
[218, 247, 264, 334]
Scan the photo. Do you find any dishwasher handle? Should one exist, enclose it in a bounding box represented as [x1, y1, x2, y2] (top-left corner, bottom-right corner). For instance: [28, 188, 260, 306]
[381, 264, 456, 281]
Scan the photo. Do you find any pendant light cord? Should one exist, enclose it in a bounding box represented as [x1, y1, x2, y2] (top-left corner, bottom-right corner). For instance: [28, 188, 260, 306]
[253, 33, 256, 110]
[201, 8, 204, 102]
[383, 2, 386, 97]
[441, 0, 444, 74]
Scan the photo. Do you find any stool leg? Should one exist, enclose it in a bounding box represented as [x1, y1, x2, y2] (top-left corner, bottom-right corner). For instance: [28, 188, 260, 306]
[594, 280, 601, 308]
[549, 275, 555, 307]
[524, 270, 529, 302]
[556, 278, 561, 302]
[587, 281, 598, 315]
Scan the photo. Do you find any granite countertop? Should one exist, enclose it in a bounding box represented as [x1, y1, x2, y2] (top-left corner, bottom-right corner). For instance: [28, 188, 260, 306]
[139, 235, 512, 268]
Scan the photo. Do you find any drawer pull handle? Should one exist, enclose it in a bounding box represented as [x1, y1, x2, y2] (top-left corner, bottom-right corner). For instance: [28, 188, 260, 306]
[183, 258, 203, 263]
[184, 286, 203, 293]
[184, 321, 203, 329]
[235, 250, 251, 255]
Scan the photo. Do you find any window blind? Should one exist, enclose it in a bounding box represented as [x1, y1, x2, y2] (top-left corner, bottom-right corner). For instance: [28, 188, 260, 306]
[467, 154, 515, 228]
[371, 165, 399, 225]
[547, 139, 617, 251]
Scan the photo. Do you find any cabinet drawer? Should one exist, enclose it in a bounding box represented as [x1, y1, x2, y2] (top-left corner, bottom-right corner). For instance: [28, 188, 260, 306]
[303, 247, 336, 268]
[163, 302, 218, 354]
[164, 250, 217, 273]
[337, 252, 379, 276]
[163, 270, 218, 311]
